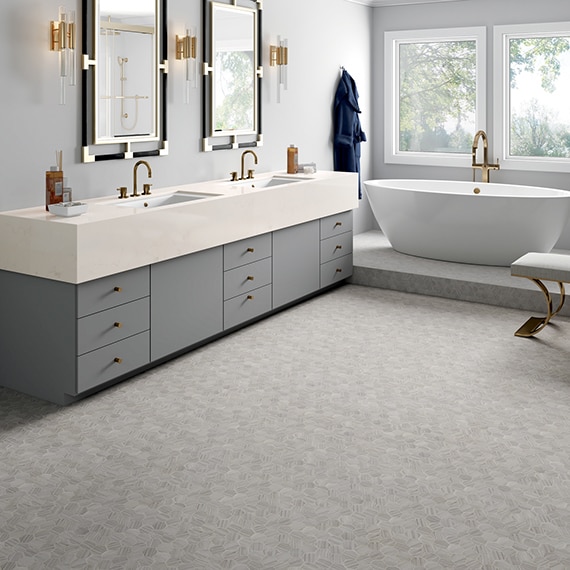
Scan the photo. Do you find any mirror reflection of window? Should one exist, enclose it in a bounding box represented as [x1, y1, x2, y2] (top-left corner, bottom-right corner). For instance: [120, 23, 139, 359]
[97, 0, 156, 140]
[212, 6, 255, 135]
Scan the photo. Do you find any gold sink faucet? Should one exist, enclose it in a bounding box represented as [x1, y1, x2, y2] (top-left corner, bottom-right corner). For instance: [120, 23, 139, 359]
[132, 160, 152, 197]
[240, 150, 258, 180]
[471, 130, 499, 183]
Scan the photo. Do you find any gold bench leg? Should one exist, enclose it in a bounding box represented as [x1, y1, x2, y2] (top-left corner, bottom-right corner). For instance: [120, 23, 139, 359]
[515, 279, 565, 337]
[552, 281, 566, 318]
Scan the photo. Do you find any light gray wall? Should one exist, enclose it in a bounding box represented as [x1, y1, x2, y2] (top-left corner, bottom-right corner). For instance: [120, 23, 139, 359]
[0, 0, 373, 232]
[372, 0, 570, 192]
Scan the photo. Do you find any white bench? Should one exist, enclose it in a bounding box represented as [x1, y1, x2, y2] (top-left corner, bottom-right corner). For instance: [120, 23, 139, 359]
[511, 252, 570, 337]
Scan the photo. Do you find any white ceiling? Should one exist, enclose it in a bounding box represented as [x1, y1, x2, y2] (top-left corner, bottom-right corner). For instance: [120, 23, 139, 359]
[345, 0, 467, 7]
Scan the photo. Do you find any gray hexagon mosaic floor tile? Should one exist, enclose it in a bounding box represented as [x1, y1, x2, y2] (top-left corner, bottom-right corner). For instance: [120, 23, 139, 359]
[2, 285, 570, 569]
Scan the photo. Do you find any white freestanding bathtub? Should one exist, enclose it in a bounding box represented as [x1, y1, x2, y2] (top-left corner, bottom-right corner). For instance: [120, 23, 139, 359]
[364, 179, 570, 266]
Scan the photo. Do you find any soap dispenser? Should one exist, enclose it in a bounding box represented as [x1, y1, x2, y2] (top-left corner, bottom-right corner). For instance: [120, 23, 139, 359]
[287, 144, 298, 174]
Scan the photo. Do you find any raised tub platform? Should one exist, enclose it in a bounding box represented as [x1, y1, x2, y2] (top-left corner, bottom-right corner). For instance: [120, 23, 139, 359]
[350, 230, 570, 317]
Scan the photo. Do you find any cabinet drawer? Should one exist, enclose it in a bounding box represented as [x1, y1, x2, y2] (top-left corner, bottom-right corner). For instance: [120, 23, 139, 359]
[77, 297, 150, 356]
[78, 266, 150, 317]
[76, 331, 150, 394]
[320, 210, 353, 240]
[224, 284, 272, 330]
[224, 233, 272, 270]
[320, 231, 353, 265]
[224, 257, 272, 300]
[320, 253, 353, 288]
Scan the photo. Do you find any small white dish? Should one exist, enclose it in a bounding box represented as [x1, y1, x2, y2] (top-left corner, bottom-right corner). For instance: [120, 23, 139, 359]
[48, 202, 88, 217]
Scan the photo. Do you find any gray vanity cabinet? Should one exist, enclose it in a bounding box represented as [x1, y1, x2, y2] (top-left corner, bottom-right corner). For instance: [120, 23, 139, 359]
[0, 266, 151, 405]
[273, 220, 320, 308]
[150, 246, 223, 361]
[0, 270, 77, 404]
[0, 212, 353, 405]
[76, 267, 151, 393]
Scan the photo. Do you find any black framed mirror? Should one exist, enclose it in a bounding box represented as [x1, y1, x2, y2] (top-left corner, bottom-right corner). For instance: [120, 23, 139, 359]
[202, 0, 263, 151]
[81, 0, 168, 162]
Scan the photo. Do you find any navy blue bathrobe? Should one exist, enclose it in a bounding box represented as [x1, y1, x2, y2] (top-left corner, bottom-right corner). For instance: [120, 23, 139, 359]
[333, 69, 366, 198]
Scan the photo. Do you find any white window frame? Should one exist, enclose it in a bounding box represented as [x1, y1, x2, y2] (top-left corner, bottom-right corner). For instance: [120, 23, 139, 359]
[384, 26, 487, 167]
[494, 22, 570, 173]
[385, 26, 486, 167]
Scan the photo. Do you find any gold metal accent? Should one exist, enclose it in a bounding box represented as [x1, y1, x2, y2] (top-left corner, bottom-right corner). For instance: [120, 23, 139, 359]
[132, 160, 152, 197]
[230, 171, 238, 181]
[142, 183, 152, 196]
[246, 247, 255, 253]
[114, 322, 122, 328]
[473, 187, 481, 194]
[50, 20, 75, 51]
[247, 276, 254, 281]
[117, 186, 128, 199]
[514, 278, 566, 337]
[247, 169, 255, 179]
[240, 150, 258, 180]
[176, 34, 197, 60]
[335, 245, 343, 251]
[336, 268, 343, 273]
[472, 130, 500, 183]
[114, 357, 123, 364]
[270, 44, 288, 66]
[100, 20, 153, 35]
[334, 222, 343, 228]
[247, 295, 254, 300]
[114, 286, 122, 293]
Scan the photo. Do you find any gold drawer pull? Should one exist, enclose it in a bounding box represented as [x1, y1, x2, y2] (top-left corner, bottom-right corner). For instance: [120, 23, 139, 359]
[247, 275, 255, 281]
[247, 295, 254, 300]
[246, 247, 255, 253]
[336, 268, 343, 273]
[114, 322, 122, 328]
[114, 357, 123, 364]
[114, 286, 122, 293]
[334, 245, 343, 251]
[334, 221, 343, 228]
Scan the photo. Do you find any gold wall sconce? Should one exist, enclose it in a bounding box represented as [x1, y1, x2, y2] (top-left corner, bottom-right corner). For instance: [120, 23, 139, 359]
[50, 6, 76, 105]
[176, 29, 197, 103]
[270, 36, 288, 103]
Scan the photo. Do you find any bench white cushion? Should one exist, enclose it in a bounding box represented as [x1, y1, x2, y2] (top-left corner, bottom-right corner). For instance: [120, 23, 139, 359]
[511, 252, 570, 282]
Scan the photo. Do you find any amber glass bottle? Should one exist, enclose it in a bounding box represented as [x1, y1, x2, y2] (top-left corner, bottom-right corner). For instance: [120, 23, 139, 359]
[46, 168, 64, 211]
[287, 145, 298, 174]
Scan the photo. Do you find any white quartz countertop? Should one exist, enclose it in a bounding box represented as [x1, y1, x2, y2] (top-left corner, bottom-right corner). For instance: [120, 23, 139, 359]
[0, 170, 358, 283]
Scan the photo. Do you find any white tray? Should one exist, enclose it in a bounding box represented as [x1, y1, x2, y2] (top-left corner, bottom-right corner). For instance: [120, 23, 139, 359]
[48, 202, 88, 217]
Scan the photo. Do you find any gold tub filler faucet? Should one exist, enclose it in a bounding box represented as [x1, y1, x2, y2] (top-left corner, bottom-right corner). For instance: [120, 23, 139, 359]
[471, 130, 500, 183]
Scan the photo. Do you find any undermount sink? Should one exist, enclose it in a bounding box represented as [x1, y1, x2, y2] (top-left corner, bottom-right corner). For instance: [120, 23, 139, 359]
[116, 192, 215, 209]
[230, 175, 313, 189]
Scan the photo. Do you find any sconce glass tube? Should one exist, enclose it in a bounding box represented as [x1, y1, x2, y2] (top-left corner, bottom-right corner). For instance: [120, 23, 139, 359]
[50, 6, 76, 105]
[176, 28, 197, 104]
[270, 36, 288, 103]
